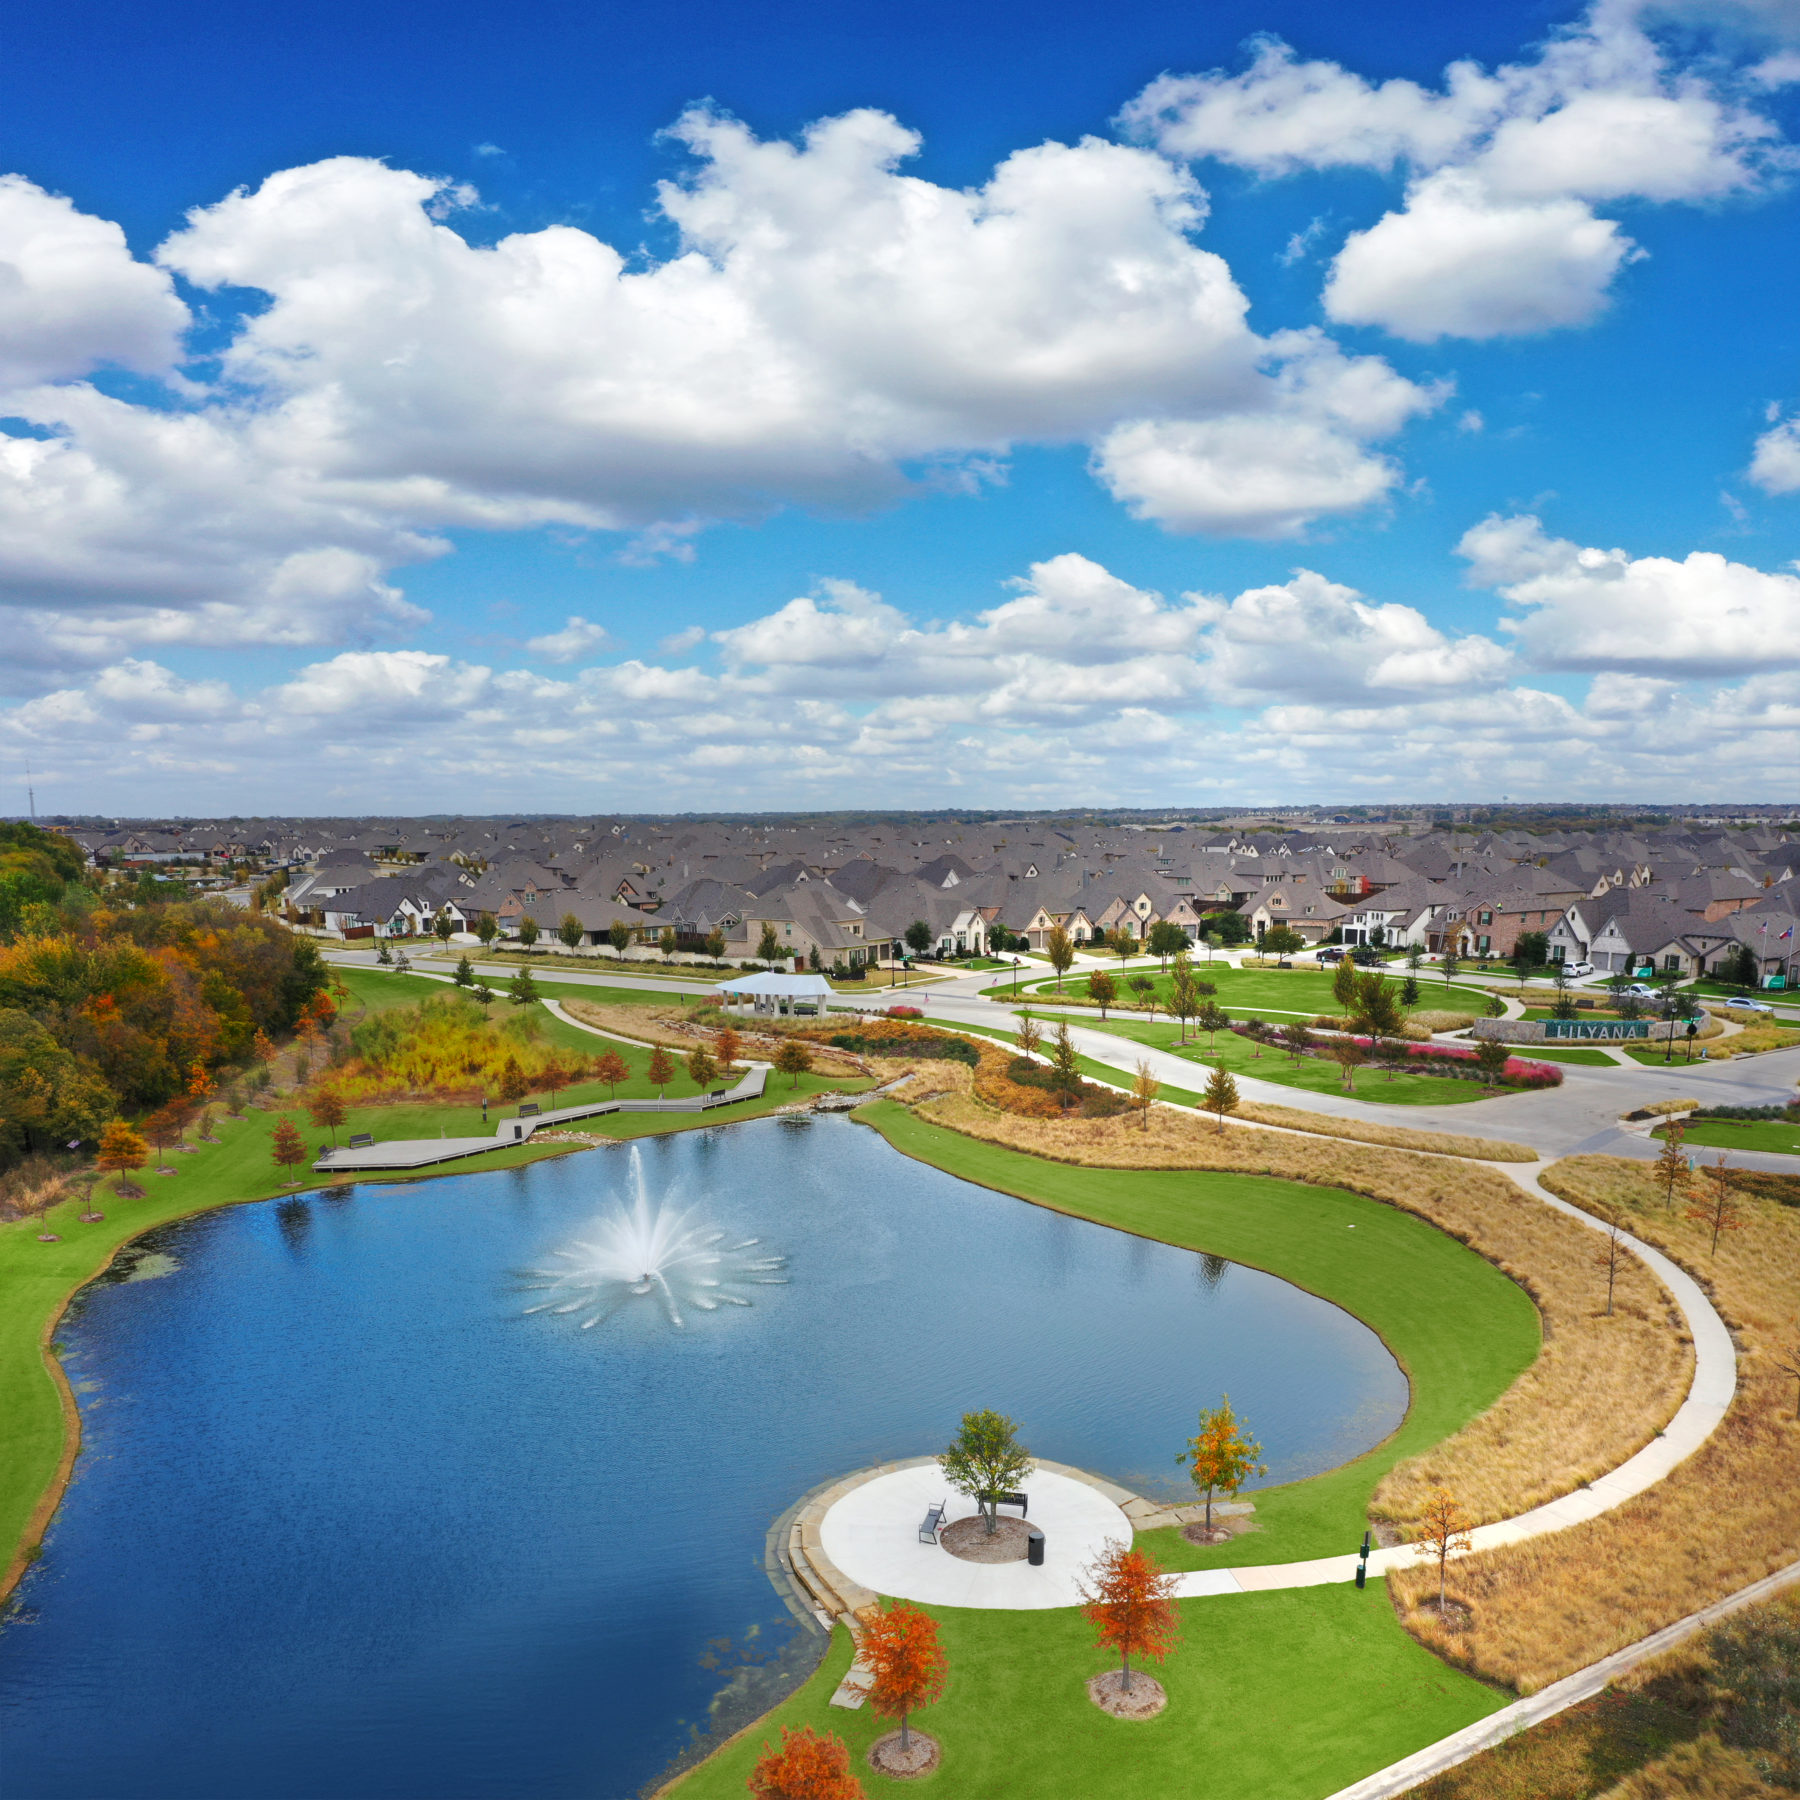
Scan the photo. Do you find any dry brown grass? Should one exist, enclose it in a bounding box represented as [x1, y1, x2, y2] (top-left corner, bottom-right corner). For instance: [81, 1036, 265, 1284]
[1698, 1024, 1800, 1058]
[906, 1092, 1690, 1532]
[1232, 1099, 1537, 1162]
[1624, 1096, 1703, 1119]
[559, 997, 864, 1075]
[1409, 1598, 1800, 1799]
[1389, 1155, 1800, 1695]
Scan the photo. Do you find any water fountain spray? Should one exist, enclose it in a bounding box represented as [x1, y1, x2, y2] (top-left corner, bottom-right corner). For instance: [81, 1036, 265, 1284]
[522, 1146, 787, 1328]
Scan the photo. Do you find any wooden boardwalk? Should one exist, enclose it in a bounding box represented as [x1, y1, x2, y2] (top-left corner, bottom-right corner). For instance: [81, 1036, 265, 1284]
[311, 1065, 770, 1172]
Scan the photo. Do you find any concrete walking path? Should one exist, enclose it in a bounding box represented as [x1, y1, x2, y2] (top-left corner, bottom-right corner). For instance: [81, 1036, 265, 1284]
[1321, 1556, 1800, 1800]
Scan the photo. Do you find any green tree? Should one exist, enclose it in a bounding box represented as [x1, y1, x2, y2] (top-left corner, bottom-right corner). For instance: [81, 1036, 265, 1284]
[1046, 924, 1075, 990]
[774, 1039, 814, 1088]
[1280, 1021, 1312, 1063]
[704, 928, 726, 961]
[1473, 1035, 1510, 1088]
[559, 913, 584, 951]
[1407, 943, 1424, 974]
[452, 955, 474, 986]
[475, 911, 499, 948]
[904, 920, 933, 958]
[1349, 972, 1404, 1039]
[1086, 970, 1117, 1018]
[1128, 973, 1157, 1017]
[938, 1408, 1034, 1537]
[1111, 924, 1136, 965]
[659, 926, 678, 960]
[686, 1044, 718, 1089]
[1176, 1395, 1267, 1534]
[1513, 930, 1550, 974]
[608, 920, 632, 956]
[1400, 974, 1420, 1007]
[1169, 958, 1200, 1044]
[1202, 1060, 1238, 1133]
[433, 909, 454, 943]
[1146, 920, 1188, 968]
[1047, 1021, 1083, 1108]
[1209, 910, 1250, 946]
[1327, 1038, 1367, 1091]
[757, 923, 784, 964]
[0, 1009, 115, 1158]
[1441, 945, 1460, 987]
[1196, 1000, 1229, 1051]
[507, 966, 540, 1006]
[1332, 957, 1358, 1009]
[1263, 924, 1304, 957]
[517, 914, 540, 950]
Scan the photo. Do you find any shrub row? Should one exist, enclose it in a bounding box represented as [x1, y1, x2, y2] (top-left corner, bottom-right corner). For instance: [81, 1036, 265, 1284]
[1232, 1019, 1562, 1088]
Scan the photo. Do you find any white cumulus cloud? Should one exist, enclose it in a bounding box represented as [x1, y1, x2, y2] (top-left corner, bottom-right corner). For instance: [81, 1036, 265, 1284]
[526, 616, 616, 662]
[1460, 511, 1800, 674]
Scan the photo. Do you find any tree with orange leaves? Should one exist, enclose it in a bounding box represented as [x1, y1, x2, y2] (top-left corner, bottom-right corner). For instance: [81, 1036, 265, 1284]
[252, 1028, 276, 1065]
[591, 1050, 629, 1097]
[747, 1724, 864, 1800]
[646, 1045, 676, 1097]
[302, 990, 338, 1031]
[305, 1087, 348, 1147]
[187, 1061, 214, 1105]
[143, 1097, 192, 1172]
[1079, 1541, 1180, 1693]
[96, 1118, 148, 1196]
[270, 1115, 309, 1185]
[1413, 1487, 1473, 1615]
[858, 1601, 947, 1758]
[715, 1024, 741, 1071]
[1177, 1395, 1266, 1536]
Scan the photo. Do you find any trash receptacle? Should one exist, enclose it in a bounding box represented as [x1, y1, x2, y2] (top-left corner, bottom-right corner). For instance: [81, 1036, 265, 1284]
[1027, 1529, 1045, 1567]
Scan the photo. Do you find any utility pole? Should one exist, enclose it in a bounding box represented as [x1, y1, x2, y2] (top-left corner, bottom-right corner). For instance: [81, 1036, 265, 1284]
[25, 758, 35, 822]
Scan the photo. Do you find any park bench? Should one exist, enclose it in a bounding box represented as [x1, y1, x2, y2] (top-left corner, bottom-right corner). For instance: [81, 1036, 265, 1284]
[348, 1133, 374, 1149]
[919, 1500, 949, 1543]
[517, 1103, 540, 1117]
[995, 1491, 1029, 1517]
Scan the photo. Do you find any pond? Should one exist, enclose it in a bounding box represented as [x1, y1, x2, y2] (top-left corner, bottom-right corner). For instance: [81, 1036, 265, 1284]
[0, 1115, 1407, 1799]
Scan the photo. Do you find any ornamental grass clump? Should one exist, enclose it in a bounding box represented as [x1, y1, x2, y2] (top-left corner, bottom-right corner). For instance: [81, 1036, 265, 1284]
[337, 993, 566, 1102]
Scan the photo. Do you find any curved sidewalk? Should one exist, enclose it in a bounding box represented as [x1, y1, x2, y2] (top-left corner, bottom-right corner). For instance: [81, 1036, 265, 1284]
[810, 1165, 1737, 1609]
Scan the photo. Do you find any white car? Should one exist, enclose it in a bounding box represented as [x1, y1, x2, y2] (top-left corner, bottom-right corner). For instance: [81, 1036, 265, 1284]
[1617, 983, 1662, 999]
[1724, 997, 1775, 1015]
[1561, 961, 1594, 977]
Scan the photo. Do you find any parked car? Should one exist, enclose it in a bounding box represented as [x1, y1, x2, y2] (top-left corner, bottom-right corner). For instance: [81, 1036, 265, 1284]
[1315, 947, 1344, 964]
[1561, 960, 1594, 977]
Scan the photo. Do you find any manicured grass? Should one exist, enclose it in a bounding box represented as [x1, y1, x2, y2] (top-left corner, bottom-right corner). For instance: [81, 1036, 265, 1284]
[1654, 1117, 1800, 1156]
[1620, 1046, 1714, 1068]
[928, 1015, 1210, 1108]
[672, 1584, 1504, 1800]
[0, 985, 868, 1590]
[1515, 1045, 1620, 1067]
[987, 963, 1490, 1021]
[1019, 1010, 1505, 1108]
[861, 1103, 1541, 1569]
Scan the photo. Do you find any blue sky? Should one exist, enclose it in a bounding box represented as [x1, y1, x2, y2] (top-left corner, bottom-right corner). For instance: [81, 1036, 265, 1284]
[1, 0, 1798, 812]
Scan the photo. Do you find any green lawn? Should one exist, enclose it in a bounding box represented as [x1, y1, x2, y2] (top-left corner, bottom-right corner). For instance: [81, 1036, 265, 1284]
[671, 1105, 1534, 1798]
[863, 1104, 1540, 1568]
[673, 1585, 1504, 1800]
[1016, 1010, 1508, 1108]
[985, 963, 1490, 1022]
[1514, 1044, 1621, 1067]
[1654, 1117, 1800, 1156]
[0, 980, 868, 1590]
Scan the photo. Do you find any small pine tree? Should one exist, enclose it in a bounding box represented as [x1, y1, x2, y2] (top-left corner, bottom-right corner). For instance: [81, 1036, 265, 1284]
[507, 967, 539, 1006]
[453, 955, 474, 986]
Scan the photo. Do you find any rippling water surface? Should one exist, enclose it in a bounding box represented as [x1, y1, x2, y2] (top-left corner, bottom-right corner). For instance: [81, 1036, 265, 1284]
[0, 1115, 1406, 1799]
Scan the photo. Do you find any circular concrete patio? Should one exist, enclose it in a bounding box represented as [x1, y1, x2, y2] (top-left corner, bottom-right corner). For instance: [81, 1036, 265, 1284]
[818, 1463, 1132, 1609]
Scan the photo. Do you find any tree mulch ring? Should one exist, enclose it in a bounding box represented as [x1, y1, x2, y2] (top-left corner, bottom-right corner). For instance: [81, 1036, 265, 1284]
[1179, 1519, 1239, 1546]
[939, 1514, 1031, 1563]
[867, 1731, 940, 1777]
[1087, 1669, 1168, 1719]
[1425, 1598, 1476, 1632]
